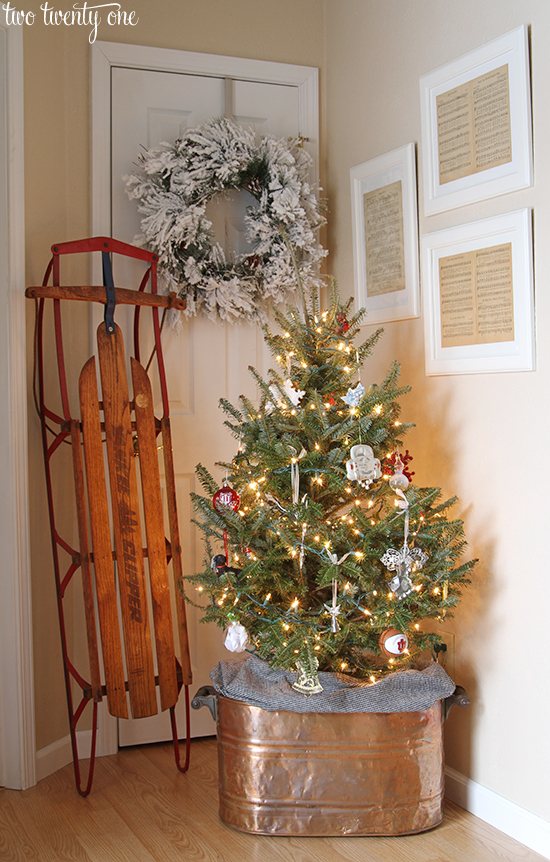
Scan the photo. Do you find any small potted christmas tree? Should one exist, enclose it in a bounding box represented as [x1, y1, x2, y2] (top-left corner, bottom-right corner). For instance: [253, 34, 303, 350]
[188, 280, 474, 836]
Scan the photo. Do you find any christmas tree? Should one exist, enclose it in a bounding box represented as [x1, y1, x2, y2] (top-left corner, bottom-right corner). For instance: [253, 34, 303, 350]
[188, 281, 474, 693]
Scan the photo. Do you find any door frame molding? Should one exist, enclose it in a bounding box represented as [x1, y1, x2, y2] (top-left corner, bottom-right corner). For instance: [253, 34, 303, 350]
[0, 23, 35, 789]
[90, 40, 319, 756]
[91, 40, 319, 238]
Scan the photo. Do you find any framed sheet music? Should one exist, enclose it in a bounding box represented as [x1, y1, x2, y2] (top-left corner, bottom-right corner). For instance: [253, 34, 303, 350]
[421, 209, 534, 375]
[420, 26, 532, 214]
[350, 143, 420, 324]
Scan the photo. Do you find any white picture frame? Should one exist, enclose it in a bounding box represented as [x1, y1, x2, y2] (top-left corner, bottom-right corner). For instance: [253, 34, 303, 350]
[421, 209, 534, 375]
[420, 25, 532, 215]
[350, 143, 420, 325]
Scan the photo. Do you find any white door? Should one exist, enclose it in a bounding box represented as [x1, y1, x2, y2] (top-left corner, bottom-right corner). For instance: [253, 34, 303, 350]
[91, 44, 319, 746]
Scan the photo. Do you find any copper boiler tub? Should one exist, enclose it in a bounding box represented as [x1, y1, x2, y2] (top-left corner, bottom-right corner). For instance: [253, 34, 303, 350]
[190, 686, 468, 837]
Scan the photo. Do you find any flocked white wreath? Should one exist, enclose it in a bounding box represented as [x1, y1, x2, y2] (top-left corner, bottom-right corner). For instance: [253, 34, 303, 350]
[125, 117, 326, 324]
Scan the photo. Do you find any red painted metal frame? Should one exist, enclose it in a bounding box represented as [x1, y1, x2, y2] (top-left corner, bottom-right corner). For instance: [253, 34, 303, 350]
[30, 237, 191, 796]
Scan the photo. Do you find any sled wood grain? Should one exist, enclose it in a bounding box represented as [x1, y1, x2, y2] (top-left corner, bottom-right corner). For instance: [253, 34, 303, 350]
[79, 357, 128, 718]
[97, 322, 157, 719]
[26, 283, 186, 310]
[131, 357, 179, 711]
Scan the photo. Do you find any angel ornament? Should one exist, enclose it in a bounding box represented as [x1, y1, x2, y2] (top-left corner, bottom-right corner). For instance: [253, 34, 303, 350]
[345, 444, 382, 490]
[324, 578, 342, 633]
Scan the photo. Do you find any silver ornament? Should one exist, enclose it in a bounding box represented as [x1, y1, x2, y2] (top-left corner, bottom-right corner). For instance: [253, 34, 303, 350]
[381, 546, 428, 600]
[324, 579, 342, 632]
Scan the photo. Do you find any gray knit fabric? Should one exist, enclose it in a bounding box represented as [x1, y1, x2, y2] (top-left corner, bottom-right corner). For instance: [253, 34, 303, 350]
[210, 654, 455, 713]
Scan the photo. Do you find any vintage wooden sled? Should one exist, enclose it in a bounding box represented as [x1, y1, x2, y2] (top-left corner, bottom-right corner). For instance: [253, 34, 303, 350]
[27, 237, 193, 795]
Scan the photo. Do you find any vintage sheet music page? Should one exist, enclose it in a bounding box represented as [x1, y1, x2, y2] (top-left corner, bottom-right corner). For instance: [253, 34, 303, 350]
[437, 64, 512, 185]
[439, 242, 514, 348]
[363, 180, 406, 297]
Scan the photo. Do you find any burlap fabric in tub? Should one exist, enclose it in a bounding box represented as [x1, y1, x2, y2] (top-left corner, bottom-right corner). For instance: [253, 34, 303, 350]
[206, 657, 458, 836]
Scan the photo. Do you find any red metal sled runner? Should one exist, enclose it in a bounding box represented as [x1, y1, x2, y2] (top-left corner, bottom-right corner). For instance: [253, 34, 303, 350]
[27, 237, 193, 795]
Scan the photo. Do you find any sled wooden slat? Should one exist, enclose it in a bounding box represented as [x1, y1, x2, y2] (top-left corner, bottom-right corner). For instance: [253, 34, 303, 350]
[131, 357, 179, 711]
[97, 322, 157, 719]
[32, 236, 192, 795]
[79, 357, 128, 719]
[69, 418, 103, 705]
[161, 417, 193, 685]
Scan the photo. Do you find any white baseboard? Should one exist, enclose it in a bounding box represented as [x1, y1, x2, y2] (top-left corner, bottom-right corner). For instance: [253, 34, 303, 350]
[35, 730, 93, 783]
[445, 766, 550, 860]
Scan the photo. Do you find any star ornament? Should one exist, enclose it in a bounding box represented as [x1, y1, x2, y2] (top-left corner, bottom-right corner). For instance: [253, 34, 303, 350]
[341, 382, 365, 408]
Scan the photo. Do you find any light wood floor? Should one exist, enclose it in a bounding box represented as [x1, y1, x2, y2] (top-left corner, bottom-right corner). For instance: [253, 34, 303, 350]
[0, 737, 545, 862]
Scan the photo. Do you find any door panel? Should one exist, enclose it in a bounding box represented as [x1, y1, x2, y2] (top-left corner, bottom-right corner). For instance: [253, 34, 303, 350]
[232, 79, 300, 137]
[108, 62, 308, 745]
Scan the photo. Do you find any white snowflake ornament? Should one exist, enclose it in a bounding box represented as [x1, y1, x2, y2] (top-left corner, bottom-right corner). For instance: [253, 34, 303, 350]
[341, 382, 365, 408]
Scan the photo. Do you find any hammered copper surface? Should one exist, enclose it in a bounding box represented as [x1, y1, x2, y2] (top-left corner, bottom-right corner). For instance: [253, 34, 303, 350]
[217, 696, 444, 836]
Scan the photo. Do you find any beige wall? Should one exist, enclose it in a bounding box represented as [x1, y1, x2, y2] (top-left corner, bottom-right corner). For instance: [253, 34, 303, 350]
[24, 0, 549, 826]
[324, 0, 550, 822]
[24, 0, 325, 752]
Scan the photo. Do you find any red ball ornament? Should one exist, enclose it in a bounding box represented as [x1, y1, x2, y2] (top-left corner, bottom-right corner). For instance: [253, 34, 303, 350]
[379, 628, 409, 657]
[213, 483, 240, 512]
